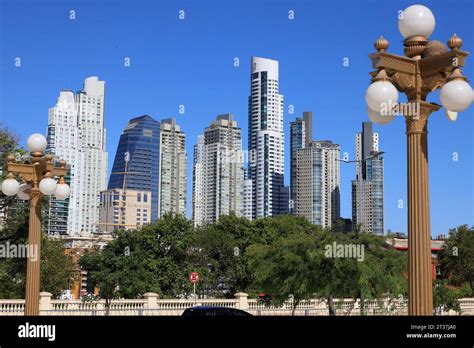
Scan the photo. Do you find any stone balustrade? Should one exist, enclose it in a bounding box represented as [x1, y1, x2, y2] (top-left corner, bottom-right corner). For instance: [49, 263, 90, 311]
[0, 292, 473, 316]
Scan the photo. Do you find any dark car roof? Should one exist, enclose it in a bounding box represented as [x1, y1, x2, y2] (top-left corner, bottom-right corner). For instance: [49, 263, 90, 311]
[189, 306, 226, 310]
[182, 306, 253, 316]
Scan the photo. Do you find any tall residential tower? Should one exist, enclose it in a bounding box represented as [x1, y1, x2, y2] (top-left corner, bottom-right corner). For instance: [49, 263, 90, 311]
[192, 114, 244, 226]
[158, 118, 187, 217]
[248, 57, 285, 219]
[46, 76, 108, 235]
[290, 111, 312, 213]
[296, 141, 340, 228]
[351, 122, 384, 235]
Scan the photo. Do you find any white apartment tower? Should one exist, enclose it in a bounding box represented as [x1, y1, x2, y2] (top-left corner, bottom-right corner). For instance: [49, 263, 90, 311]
[192, 114, 244, 226]
[248, 57, 285, 219]
[46, 76, 108, 235]
[296, 141, 340, 228]
[46, 91, 81, 235]
[192, 135, 205, 225]
[158, 118, 187, 217]
[242, 169, 253, 220]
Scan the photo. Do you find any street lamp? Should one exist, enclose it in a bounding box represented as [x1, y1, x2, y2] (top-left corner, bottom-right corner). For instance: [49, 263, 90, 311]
[336, 150, 385, 163]
[1, 133, 69, 315]
[366, 4, 472, 315]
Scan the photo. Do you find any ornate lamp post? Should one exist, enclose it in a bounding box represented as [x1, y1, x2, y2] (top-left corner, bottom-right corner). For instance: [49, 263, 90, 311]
[365, 5, 472, 315]
[1, 133, 70, 315]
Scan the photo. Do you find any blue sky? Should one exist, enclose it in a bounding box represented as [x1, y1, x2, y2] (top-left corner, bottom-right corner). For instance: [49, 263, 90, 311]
[1, 0, 473, 235]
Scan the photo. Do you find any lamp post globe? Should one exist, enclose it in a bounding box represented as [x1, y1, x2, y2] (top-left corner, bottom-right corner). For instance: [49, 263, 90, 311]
[39, 177, 57, 195]
[54, 183, 70, 200]
[1, 178, 20, 196]
[398, 4, 436, 38]
[440, 79, 473, 112]
[26, 133, 47, 153]
[367, 107, 395, 125]
[365, 80, 399, 113]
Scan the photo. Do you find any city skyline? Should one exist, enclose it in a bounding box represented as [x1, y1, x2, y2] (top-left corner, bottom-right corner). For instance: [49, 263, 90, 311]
[1, 0, 473, 235]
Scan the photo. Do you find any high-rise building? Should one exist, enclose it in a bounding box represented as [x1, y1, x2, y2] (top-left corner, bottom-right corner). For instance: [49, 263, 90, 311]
[46, 91, 80, 235]
[242, 169, 253, 220]
[192, 135, 205, 225]
[107, 115, 161, 221]
[99, 188, 152, 233]
[277, 186, 290, 215]
[77, 77, 108, 234]
[351, 121, 384, 235]
[158, 118, 187, 217]
[192, 114, 243, 226]
[290, 111, 312, 213]
[46, 77, 108, 235]
[248, 57, 285, 219]
[296, 141, 340, 228]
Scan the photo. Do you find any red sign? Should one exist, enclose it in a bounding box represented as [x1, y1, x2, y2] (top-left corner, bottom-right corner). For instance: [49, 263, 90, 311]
[189, 272, 200, 284]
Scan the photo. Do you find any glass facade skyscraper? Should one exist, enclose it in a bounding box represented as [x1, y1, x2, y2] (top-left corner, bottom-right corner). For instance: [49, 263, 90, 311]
[290, 111, 312, 214]
[296, 141, 340, 228]
[108, 115, 161, 221]
[351, 121, 384, 235]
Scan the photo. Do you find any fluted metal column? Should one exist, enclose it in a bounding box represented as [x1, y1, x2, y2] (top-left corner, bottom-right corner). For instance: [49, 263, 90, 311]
[406, 102, 440, 315]
[24, 188, 42, 316]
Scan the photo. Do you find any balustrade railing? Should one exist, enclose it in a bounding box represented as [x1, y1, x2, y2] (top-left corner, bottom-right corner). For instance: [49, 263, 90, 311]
[0, 293, 472, 316]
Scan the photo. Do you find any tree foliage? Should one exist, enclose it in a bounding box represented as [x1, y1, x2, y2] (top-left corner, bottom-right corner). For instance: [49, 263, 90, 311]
[248, 221, 407, 315]
[0, 206, 74, 298]
[79, 213, 194, 304]
[248, 229, 318, 314]
[438, 225, 474, 295]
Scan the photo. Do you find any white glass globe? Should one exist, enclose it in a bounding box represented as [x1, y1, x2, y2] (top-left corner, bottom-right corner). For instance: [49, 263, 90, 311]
[54, 183, 70, 200]
[440, 80, 473, 112]
[367, 107, 395, 125]
[1, 178, 20, 196]
[366, 81, 399, 113]
[17, 183, 31, 200]
[39, 177, 57, 195]
[27, 133, 47, 153]
[398, 5, 435, 38]
[445, 109, 458, 122]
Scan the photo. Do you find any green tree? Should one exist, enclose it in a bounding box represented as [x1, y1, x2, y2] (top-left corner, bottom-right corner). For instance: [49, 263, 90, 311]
[189, 214, 263, 297]
[433, 280, 471, 314]
[40, 236, 75, 297]
[350, 232, 407, 315]
[247, 220, 408, 316]
[0, 206, 74, 298]
[79, 213, 194, 312]
[248, 230, 318, 315]
[79, 247, 120, 315]
[438, 225, 474, 295]
[0, 125, 27, 223]
[310, 230, 358, 316]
